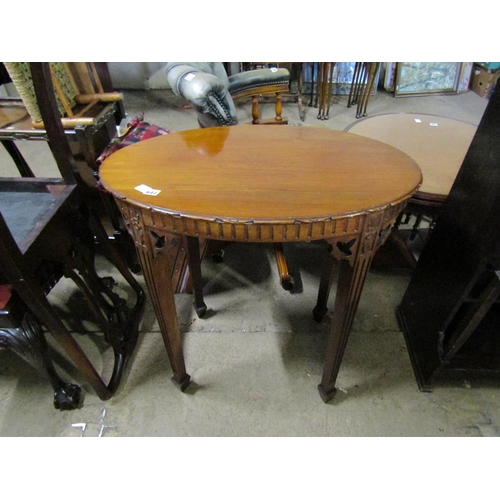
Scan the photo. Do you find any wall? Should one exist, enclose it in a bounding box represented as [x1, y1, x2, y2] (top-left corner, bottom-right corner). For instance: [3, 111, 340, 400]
[107, 62, 242, 89]
[107, 62, 170, 89]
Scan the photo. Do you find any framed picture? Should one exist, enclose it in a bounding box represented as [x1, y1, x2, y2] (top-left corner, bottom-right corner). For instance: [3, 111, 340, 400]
[394, 62, 462, 96]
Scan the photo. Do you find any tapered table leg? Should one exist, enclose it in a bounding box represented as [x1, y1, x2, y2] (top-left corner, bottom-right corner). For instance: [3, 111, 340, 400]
[133, 227, 191, 391]
[318, 252, 375, 402]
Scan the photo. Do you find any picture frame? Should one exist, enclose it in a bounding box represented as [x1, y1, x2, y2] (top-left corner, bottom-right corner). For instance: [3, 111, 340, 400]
[394, 62, 462, 97]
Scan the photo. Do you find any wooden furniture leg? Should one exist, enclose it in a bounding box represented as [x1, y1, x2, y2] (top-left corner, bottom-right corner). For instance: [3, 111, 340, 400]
[317, 251, 375, 402]
[296, 63, 305, 122]
[315, 211, 391, 402]
[316, 63, 335, 120]
[357, 62, 380, 118]
[313, 243, 336, 322]
[316, 63, 325, 119]
[126, 213, 190, 390]
[0, 292, 82, 410]
[312, 63, 319, 108]
[348, 62, 380, 119]
[325, 63, 335, 119]
[185, 236, 207, 318]
[347, 62, 362, 109]
[1, 246, 114, 401]
[274, 243, 294, 291]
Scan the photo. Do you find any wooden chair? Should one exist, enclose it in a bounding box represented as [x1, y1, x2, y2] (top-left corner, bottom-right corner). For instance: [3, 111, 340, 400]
[230, 63, 290, 125]
[1, 62, 139, 272]
[3, 62, 123, 129]
[0, 62, 144, 409]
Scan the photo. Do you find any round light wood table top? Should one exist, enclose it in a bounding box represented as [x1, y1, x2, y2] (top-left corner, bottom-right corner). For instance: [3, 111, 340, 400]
[346, 113, 477, 202]
[99, 125, 422, 403]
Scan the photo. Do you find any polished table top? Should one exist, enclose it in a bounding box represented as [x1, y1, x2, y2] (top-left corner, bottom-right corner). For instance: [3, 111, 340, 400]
[346, 113, 477, 200]
[99, 125, 422, 235]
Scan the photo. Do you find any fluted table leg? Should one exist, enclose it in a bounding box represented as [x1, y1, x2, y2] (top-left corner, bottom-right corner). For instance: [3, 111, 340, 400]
[316, 211, 390, 402]
[317, 253, 374, 402]
[126, 211, 191, 391]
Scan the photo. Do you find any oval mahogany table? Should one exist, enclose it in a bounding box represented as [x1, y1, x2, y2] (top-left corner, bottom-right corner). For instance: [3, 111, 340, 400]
[99, 125, 422, 402]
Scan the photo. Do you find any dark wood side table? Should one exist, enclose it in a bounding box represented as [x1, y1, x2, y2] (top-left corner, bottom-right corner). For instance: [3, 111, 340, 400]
[99, 125, 421, 402]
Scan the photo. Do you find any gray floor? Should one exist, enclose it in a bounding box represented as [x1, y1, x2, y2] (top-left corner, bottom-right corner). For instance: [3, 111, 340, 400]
[1, 82, 498, 438]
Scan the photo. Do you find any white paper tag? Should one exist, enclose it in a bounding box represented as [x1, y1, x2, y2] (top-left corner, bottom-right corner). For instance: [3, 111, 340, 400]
[429, 122, 439, 127]
[135, 184, 161, 196]
[185, 73, 196, 81]
[414, 118, 422, 123]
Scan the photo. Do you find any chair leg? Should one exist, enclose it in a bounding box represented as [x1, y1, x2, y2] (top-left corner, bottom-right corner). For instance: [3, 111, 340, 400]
[0, 307, 82, 410]
[251, 96, 260, 124]
[11, 275, 113, 401]
[274, 93, 284, 122]
[1, 210, 144, 402]
[251, 94, 288, 125]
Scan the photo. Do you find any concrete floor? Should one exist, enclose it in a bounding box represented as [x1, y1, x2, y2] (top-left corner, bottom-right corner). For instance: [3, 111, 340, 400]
[1, 77, 499, 438]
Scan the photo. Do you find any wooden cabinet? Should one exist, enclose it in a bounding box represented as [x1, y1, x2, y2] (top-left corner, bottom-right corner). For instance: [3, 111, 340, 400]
[398, 82, 500, 391]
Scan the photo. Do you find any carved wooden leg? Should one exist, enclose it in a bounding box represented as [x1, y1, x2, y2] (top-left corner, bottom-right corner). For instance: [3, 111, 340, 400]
[318, 252, 375, 402]
[0, 309, 82, 410]
[185, 236, 207, 318]
[15, 285, 112, 400]
[130, 221, 190, 391]
[316, 212, 390, 402]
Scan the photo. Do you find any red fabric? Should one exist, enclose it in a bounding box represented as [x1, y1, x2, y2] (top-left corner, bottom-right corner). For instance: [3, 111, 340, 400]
[0, 284, 13, 309]
[96, 113, 171, 166]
